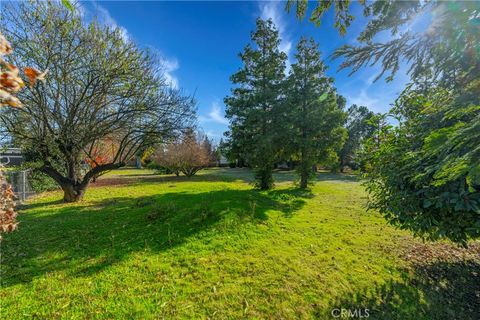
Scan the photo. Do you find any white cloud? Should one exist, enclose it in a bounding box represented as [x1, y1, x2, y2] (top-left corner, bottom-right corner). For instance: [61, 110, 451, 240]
[347, 88, 381, 111]
[199, 101, 228, 125]
[80, 2, 181, 89]
[95, 4, 130, 42]
[205, 130, 222, 140]
[159, 56, 179, 89]
[209, 102, 228, 125]
[148, 48, 180, 89]
[259, 1, 292, 69]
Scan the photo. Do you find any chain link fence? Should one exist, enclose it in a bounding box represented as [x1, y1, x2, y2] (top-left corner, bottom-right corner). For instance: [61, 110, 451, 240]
[6, 169, 36, 201]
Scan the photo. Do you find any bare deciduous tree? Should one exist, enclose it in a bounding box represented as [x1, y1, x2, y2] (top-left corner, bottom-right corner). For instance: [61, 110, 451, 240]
[0, 2, 196, 202]
[155, 129, 211, 177]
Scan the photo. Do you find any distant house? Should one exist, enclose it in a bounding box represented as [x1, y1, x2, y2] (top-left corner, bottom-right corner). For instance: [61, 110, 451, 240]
[218, 156, 229, 167]
[0, 148, 24, 166]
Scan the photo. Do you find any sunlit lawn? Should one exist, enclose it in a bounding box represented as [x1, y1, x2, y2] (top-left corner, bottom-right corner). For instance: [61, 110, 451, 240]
[1, 168, 478, 319]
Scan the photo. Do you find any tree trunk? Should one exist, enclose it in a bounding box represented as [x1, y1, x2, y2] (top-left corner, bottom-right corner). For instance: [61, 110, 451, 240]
[41, 162, 124, 203]
[299, 157, 309, 189]
[61, 183, 87, 202]
[299, 147, 309, 189]
[339, 156, 346, 173]
[300, 171, 308, 189]
[255, 165, 273, 190]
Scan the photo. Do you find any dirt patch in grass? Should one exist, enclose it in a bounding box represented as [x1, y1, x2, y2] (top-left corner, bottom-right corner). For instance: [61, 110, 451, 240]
[401, 241, 480, 265]
[401, 241, 480, 319]
[91, 175, 170, 187]
[91, 177, 138, 187]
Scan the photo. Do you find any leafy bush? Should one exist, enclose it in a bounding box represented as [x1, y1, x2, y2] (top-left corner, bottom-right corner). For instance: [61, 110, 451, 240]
[10, 163, 59, 193]
[364, 88, 480, 244]
[28, 170, 59, 192]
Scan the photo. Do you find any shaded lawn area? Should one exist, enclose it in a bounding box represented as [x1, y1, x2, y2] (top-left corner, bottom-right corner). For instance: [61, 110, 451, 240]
[1, 168, 478, 319]
[96, 167, 359, 187]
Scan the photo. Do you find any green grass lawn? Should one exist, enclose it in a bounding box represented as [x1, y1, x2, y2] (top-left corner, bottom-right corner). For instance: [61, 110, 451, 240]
[1, 168, 478, 319]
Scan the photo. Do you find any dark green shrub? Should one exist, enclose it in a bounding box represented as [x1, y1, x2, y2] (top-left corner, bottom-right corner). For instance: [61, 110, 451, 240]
[28, 170, 59, 192]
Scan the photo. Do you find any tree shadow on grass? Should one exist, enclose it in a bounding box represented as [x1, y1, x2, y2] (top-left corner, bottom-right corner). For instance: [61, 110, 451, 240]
[95, 168, 360, 187]
[319, 260, 480, 319]
[201, 168, 361, 184]
[93, 172, 249, 188]
[17, 198, 64, 210]
[1, 188, 308, 287]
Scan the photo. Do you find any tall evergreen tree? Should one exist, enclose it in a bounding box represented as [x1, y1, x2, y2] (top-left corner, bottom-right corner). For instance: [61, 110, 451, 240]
[224, 18, 287, 189]
[287, 38, 346, 189]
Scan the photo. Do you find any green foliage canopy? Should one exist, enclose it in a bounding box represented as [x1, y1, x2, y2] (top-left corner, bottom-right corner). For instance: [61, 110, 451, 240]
[364, 87, 480, 244]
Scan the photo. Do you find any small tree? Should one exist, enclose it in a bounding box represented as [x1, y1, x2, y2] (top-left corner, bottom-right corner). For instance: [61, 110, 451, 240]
[155, 129, 210, 177]
[178, 130, 210, 177]
[201, 135, 216, 166]
[338, 104, 376, 172]
[154, 143, 182, 176]
[1, 2, 195, 202]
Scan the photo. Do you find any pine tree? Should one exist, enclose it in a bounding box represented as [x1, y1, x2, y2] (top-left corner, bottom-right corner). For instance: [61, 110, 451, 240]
[287, 38, 346, 188]
[224, 18, 287, 189]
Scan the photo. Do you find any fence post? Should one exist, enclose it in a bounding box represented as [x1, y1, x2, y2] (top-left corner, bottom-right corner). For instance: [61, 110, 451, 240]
[22, 170, 26, 201]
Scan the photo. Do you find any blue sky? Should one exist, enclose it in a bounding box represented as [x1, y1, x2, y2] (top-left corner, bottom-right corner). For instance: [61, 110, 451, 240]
[79, 1, 410, 142]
